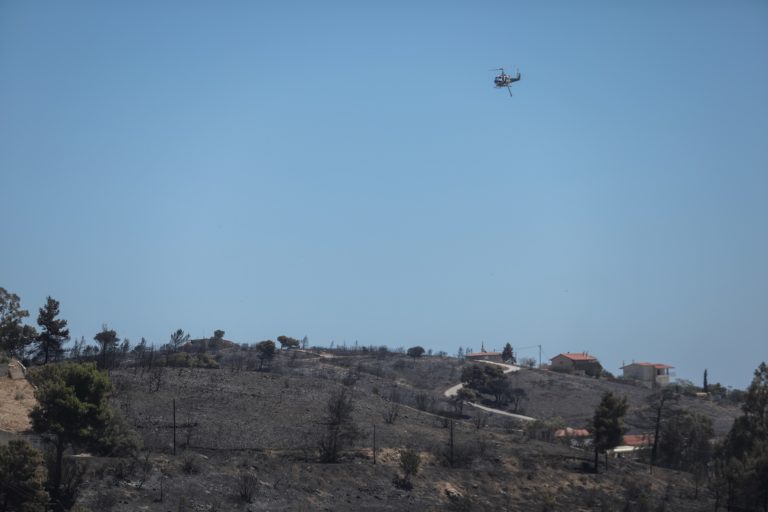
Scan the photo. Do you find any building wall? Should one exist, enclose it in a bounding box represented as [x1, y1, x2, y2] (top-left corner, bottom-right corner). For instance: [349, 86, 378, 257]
[466, 353, 503, 363]
[623, 365, 654, 382]
[622, 365, 671, 387]
[550, 355, 574, 370]
[655, 373, 671, 387]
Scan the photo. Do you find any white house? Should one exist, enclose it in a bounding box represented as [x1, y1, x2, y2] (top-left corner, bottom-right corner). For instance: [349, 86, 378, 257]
[620, 362, 673, 388]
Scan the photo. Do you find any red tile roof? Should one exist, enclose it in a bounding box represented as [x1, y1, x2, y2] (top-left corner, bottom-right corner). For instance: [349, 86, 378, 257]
[551, 352, 597, 362]
[555, 427, 590, 438]
[622, 434, 653, 447]
[620, 362, 674, 369]
[466, 351, 501, 357]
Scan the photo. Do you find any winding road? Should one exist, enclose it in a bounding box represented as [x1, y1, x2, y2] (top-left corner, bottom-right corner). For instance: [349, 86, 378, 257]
[443, 360, 536, 422]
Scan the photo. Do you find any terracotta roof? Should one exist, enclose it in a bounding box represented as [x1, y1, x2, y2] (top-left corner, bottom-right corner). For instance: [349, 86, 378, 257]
[555, 427, 590, 438]
[466, 351, 501, 357]
[551, 352, 597, 362]
[620, 362, 674, 369]
[622, 434, 653, 447]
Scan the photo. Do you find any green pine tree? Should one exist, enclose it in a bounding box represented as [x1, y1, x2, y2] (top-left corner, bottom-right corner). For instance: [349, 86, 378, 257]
[30, 362, 114, 497]
[592, 391, 628, 472]
[35, 296, 69, 364]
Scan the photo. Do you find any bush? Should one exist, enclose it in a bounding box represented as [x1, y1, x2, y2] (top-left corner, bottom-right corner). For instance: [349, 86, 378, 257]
[400, 448, 420, 480]
[394, 448, 420, 490]
[94, 410, 141, 457]
[237, 470, 258, 503]
[0, 440, 49, 512]
[165, 352, 220, 369]
[181, 454, 201, 475]
[341, 371, 358, 387]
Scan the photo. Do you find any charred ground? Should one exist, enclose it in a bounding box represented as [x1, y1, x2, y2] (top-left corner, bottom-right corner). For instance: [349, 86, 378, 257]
[48, 348, 742, 511]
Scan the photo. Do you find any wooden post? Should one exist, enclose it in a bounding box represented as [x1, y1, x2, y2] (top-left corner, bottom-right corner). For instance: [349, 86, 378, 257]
[373, 423, 377, 465]
[173, 399, 176, 456]
[449, 420, 454, 466]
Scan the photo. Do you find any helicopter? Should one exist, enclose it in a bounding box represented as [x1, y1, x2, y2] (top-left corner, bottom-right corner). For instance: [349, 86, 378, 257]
[491, 67, 521, 97]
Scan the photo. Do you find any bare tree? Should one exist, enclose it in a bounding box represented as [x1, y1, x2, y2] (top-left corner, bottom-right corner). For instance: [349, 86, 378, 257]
[383, 389, 401, 424]
[318, 387, 358, 462]
[169, 329, 190, 353]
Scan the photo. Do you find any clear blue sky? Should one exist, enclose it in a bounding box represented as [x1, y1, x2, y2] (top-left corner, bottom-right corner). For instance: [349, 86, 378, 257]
[1, 1, 766, 388]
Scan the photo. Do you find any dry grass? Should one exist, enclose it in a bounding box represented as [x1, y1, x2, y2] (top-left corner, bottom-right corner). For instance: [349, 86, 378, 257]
[0, 377, 37, 432]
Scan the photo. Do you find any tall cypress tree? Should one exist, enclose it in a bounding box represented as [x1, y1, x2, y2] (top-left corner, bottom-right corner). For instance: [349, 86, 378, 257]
[501, 343, 515, 363]
[35, 296, 69, 364]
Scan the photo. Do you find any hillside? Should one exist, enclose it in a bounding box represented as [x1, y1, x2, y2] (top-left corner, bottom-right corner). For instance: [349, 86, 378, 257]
[50, 349, 743, 511]
[499, 367, 740, 436]
[0, 365, 37, 433]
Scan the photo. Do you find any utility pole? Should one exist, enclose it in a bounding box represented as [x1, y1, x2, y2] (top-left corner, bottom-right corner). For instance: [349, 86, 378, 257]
[449, 420, 454, 467]
[538, 345, 542, 369]
[373, 423, 377, 465]
[172, 399, 176, 456]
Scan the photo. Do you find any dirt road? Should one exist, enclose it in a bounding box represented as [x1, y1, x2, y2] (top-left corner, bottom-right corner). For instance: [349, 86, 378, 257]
[443, 359, 535, 422]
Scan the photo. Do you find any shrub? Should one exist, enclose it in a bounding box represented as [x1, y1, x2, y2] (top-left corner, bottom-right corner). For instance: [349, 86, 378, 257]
[181, 454, 200, 475]
[165, 352, 193, 368]
[237, 470, 258, 503]
[94, 410, 141, 457]
[399, 448, 420, 481]
[341, 371, 358, 387]
[393, 448, 420, 490]
[383, 400, 400, 425]
[166, 352, 219, 369]
[0, 440, 49, 512]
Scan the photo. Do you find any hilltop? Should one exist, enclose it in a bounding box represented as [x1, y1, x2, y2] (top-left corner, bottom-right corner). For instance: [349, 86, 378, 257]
[30, 347, 739, 511]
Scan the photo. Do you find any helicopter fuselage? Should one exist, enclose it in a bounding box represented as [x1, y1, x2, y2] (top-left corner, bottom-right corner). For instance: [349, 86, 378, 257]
[494, 74, 521, 87]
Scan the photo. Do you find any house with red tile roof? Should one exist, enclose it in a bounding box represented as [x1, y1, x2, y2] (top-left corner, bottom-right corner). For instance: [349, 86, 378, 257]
[555, 427, 592, 448]
[609, 433, 654, 457]
[554, 427, 591, 439]
[465, 342, 503, 363]
[465, 350, 503, 361]
[622, 433, 654, 447]
[621, 362, 674, 388]
[549, 352, 602, 375]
